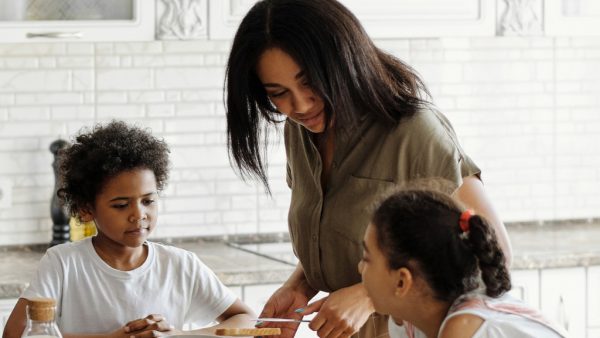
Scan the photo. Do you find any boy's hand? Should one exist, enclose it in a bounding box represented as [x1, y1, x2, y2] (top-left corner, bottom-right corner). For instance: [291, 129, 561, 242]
[122, 314, 180, 337]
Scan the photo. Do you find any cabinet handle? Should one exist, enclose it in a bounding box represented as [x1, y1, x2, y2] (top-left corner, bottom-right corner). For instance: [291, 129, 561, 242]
[557, 295, 569, 331]
[26, 32, 83, 39]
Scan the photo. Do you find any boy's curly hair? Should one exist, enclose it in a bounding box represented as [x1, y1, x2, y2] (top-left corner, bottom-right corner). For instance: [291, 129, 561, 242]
[58, 121, 170, 217]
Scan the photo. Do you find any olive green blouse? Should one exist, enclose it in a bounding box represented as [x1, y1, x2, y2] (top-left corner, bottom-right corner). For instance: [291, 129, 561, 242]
[284, 107, 480, 293]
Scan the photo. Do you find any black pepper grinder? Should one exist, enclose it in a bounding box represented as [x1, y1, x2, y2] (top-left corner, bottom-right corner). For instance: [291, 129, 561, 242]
[50, 139, 70, 247]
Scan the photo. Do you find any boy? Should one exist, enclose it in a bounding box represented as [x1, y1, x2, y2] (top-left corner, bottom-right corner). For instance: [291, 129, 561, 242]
[3, 121, 255, 338]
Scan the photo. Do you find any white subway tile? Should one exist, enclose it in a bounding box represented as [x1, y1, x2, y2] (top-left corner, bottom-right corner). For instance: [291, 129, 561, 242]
[0, 43, 66, 56]
[113, 42, 163, 54]
[164, 118, 224, 133]
[0, 121, 66, 138]
[8, 106, 50, 120]
[162, 133, 206, 146]
[175, 103, 214, 116]
[0, 138, 39, 151]
[51, 106, 95, 120]
[0, 70, 70, 92]
[162, 40, 232, 54]
[174, 181, 217, 196]
[16, 93, 83, 105]
[155, 67, 225, 89]
[128, 91, 166, 103]
[71, 70, 95, 91]
[97, 92, 128, 103]
[57, 57, 94, 68]
[97, 104, 145, 119]
[95, 56, 121, 68]
[38, 57, 57, 69]
[3, 57, 39, 69]
[170, 146, 230, 168]
[66, 43, 94, 55]
[147, 104, 175, 117]
[97, 69, 153, 90]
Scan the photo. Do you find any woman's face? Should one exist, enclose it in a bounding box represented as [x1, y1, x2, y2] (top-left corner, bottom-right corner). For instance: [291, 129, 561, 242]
[256, 48, 326, 133]
[359, 223, 399, 315]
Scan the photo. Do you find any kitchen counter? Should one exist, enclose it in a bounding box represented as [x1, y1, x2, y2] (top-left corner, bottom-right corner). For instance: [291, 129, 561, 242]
[1, 221, 600, 299]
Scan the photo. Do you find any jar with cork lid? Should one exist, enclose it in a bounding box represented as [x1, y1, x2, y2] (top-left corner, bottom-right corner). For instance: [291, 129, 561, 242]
[21, 298, 63, 338]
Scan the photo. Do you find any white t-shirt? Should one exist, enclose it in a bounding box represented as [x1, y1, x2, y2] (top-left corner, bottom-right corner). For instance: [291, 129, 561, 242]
[387, 293, 568, 338]
[22, 238, 237, 334]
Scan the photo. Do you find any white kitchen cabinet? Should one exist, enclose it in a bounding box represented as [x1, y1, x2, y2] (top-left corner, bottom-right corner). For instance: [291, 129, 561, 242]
[509, 269, 540, 309]
[208, 0, 495, 40]
[545, 0, 600, 36]
[541, 267, 586, 338]
[589, 266, 600, 331]
[0, 298, 18, 332]
[0, 0, 154, 43]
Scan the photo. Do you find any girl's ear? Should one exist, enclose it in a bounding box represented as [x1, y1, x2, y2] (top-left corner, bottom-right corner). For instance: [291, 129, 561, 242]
[393, 267, 413, 297]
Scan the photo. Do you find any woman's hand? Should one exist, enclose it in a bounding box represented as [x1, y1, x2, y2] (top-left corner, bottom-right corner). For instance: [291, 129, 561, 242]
[119, 314, 180, 338]
[301, 283, 374, 338]
[257, 285, 312, 338]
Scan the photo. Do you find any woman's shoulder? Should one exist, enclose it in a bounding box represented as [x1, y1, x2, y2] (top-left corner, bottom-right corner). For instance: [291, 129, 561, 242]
[392, 105, 453, 136]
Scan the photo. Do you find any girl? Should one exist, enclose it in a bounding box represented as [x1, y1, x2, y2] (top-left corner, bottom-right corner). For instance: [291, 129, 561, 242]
[225, 1, 511, 337]
[359, 188, 567, 338]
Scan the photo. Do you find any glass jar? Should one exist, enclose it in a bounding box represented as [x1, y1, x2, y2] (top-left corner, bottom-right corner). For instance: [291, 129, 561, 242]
[21, 298, 62, 338]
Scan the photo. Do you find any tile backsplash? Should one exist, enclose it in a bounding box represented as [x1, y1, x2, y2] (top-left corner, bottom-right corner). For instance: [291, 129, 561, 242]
[1, 36, 599, 245]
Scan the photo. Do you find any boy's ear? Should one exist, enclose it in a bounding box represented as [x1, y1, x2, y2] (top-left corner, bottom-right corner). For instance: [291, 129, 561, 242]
[393, 267, 413, 297]
[78, 207, 94, 222]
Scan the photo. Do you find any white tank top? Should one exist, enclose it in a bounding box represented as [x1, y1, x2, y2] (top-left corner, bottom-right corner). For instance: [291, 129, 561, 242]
[388, 293, 568, 338]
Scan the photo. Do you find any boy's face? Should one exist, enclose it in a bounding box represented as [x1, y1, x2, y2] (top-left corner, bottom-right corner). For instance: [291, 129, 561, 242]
[85, 168, 158, 248]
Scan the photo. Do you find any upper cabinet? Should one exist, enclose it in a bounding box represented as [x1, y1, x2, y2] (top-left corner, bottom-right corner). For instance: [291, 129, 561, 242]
[0, 0, 154, 42]
[208, 0, 495, 40]
[545, 0, 600, 36]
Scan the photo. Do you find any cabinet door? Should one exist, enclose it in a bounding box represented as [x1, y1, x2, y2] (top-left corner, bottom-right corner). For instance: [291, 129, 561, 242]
[589, 266, 600, 334]
[509, 269, 540, 309]
[545, 0, 600, 36]
[0, 0, 154, 42]
[208, 0, 494, 40]
[541, 267, 586, 338]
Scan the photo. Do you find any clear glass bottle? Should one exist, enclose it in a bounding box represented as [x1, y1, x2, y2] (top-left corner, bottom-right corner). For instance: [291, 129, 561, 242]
[21, 298, 62, 338]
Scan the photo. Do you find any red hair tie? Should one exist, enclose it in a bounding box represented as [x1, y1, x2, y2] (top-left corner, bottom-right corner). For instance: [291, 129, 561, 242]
[459, 209, 474, 233]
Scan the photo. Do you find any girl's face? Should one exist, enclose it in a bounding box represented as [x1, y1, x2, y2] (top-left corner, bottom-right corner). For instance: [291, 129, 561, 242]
[359, 223, 400, 315]
[84, 168, 159, 249]
[256, 47, 327, 133]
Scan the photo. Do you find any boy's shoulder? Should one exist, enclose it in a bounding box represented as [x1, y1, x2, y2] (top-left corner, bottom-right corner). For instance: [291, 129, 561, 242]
[147, 241, 202, 266]
[46, 237, 92, 257]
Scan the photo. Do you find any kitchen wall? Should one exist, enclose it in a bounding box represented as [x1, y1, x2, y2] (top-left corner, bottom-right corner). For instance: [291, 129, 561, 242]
[0, 36, 599, 245]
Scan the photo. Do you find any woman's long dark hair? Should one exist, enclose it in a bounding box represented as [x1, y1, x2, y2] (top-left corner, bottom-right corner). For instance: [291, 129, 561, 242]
[372, 189, 511, 302]
[225, 0, 429, 190]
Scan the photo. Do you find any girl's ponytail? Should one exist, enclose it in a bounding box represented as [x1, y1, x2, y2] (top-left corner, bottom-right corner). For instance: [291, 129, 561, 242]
[464, 215, 511, 297]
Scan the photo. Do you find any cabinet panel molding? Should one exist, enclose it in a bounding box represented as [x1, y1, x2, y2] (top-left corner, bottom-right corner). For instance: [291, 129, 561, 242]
[208, 0, 495, 40]
[157, 0, 208, 40]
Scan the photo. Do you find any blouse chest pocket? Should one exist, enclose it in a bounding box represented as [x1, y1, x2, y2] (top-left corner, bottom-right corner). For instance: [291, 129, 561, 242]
[327, 175, 396, 243]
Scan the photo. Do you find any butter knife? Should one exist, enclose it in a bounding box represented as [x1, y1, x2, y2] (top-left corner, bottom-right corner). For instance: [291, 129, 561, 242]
[254, 318, 311, 323]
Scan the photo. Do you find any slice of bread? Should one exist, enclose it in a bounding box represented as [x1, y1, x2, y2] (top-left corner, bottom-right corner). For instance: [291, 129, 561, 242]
[215, 328, 282, 336]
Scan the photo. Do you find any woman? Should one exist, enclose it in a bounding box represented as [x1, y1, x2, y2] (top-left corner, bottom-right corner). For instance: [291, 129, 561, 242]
[224, 1, 512, 338]
[359, 188, 566, 338]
